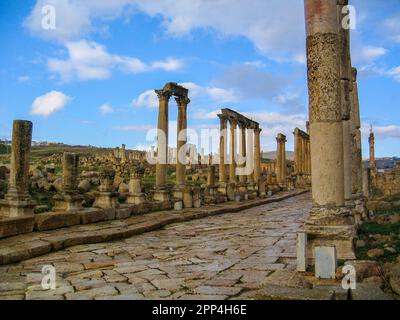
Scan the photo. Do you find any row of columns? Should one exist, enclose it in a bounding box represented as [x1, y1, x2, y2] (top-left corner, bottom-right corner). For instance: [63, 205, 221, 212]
[217, 114, 262, 191]
[294, 128, 311, 176]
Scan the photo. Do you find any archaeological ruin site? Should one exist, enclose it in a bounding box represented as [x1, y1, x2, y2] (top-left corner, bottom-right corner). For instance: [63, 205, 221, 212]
[0, 0, 399, 302]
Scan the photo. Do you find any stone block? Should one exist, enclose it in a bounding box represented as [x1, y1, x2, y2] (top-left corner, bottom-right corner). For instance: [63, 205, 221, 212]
[174, 201, 183, 211]
[79, 208, 107, 224]
[34, 211, 80, 231]
[297, 232, 307, 272]
[115, 207, 131, 219]
[315, 246, 337, 279]
[0, 216, 35, 239]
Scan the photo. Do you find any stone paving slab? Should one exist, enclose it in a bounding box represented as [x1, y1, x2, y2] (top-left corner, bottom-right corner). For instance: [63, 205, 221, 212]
[0, 192, 312, 300]
[0, 190, 308, 266]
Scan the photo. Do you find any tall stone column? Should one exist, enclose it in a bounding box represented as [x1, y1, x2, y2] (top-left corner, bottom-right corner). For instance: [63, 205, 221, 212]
[369, 129, 376, 181]
[301, 136, 307, 174]
[337, 0, 353, 203]
[229, 118, 237, 184]
[276, 134, 287, 186]
[254, 128, 262, 184]
[154, 89, 172, 202]
[351, 68, 364, 196]
[294, 128, 301, 174]
[304, 0, 355, 260]
[238, 124, 247, 185]
[247, 128, 255, 185]
[176, 96, 190, 187]
[218, 115, 227, 184]
[155, 90, 171, 188]
[121, 144, 127, 163]
[306, 138, 311, 174]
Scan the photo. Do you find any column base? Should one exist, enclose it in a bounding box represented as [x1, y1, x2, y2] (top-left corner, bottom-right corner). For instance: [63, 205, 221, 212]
[258, 180, 266, 198]
[93, 192, 120, 209]
[126, 193, 146, 205]
[53, 193, 84, 212]
[304, 206, 357, 262]
[154, 190, 170, 203]
[218, 182, 227, 195]
[226, 183, 236, 201]
[0, 196, 36, 218]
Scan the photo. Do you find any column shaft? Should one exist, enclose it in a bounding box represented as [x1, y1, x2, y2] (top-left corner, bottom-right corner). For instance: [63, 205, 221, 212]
[229, 119, 237, 183]
[176, 97, 189, 186]
[218, 115, 227, 184]
[254, 128, 261, 183]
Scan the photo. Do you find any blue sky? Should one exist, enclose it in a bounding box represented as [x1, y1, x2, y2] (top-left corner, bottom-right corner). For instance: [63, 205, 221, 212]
[0, 0, 399, 157]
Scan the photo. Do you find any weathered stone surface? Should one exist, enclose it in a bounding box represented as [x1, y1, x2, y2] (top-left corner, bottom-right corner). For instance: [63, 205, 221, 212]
[34, 212, 80, 231]
[0, 216, 35, 239]
[367, 248, 384, 258]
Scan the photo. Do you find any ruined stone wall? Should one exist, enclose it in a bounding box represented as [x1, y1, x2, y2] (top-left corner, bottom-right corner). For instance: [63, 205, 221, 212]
[373, 164, 400, 198]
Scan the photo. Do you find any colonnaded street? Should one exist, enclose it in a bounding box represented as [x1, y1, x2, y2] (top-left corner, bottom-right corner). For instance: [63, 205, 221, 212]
[0, 193, 312, 300]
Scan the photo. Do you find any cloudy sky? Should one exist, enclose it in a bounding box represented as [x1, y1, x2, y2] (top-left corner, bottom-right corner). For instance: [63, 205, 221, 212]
[0, 0, 399, 157]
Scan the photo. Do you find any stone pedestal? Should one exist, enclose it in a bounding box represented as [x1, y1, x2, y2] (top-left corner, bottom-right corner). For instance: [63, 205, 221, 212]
[93, 169, 119, 209]
[127, 170, 145, 205]
[154, 188, 170, 203]
[54, 194, 84, 211]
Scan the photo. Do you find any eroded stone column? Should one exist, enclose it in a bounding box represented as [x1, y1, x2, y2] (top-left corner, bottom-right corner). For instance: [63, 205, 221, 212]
[121, 144, 127, 163]
[0, 120, 36, 218]
[229, 118, 237, 184]
[218, 114, 227, 185]
[154, 89, 171, 202]
[54, 153, 83, 211]
[294, 128, 301, 174]
[276, 134, 287, 186]
[176, 96, 190, 187]
[369, 129, 376, 181]
[254, 128, 262, 185]
[351, 68, 364, 196]
[238, 124, 247, 185]
[304, 0, 355, 261]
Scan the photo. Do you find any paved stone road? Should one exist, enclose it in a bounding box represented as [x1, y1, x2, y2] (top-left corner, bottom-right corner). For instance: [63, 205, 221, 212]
[0, 193, 311, 300]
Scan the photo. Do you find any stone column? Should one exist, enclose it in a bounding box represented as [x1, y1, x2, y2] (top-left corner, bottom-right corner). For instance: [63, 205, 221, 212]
[127, 167, 145, 205]
[351, 68, 364, 196]
[276, 134, 287, 186]
[0, 120, 36, 218]
[154, 89, 172, 202]
[54, 153, 83, 211]
[369, 129, 376, 181]
[254, 128, 262, 185]
[238, 124, 247, 185]
[301, 136, 307, 174]
[176, 96, 190, 187]
[362, 167, 370, 199]
[155, 90, 171, 188]
[294, 128, 301, 174]
[304, 0, 355, 261]
[218, 115, 227, 185]
[306, 138, 311, 174]
[337, 0, 353, 203]
[229, 118, 237, 184]
[94, 169, 119, 209]
[121, 144, 127, 163]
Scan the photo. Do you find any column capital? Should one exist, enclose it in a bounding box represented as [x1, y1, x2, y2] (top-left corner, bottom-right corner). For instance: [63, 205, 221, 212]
[276, 133, 287, 143]
[175, 96, 191, 107]
[254, 127, 262, 135]
[155, 89, 172, 101]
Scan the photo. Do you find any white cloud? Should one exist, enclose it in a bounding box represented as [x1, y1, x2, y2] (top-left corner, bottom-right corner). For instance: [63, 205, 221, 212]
[383, 15, 400, 43]
[132, 82, 237, 110]
[132, 90, 159, 109]
[113, 124, 154, 131]
[48, 40, 184, 82]
[360, 46, 387, 61]
[100, 103, 114, 115]
[31, 90, 72, 117]
[17, 76, 31, 82]
[361, 123, 400, 140]
[358, 64, 400, 82]
[25, 0, 305, 62]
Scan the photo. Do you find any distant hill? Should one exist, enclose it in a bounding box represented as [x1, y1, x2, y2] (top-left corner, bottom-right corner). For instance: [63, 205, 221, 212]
[262, 151, 294, 161]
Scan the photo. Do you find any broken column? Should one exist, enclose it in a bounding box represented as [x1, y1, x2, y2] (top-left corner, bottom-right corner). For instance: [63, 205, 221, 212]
[93, 169, 119, 209]
[303, 0, 356, 261]
[0, 120, 36, 218]
[53, 153, 84, 211]
[127, 166, 145, 205]
[276, 133, 287, 187]
[154, 89, 172, 202]
[205, 155, 218, 204]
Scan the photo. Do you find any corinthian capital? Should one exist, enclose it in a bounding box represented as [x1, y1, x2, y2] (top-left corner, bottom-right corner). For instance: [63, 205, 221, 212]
[155, 89, 172, 101]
